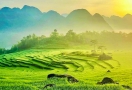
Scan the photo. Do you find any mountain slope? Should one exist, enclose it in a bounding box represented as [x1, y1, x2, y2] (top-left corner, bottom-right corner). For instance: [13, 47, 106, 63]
[103, 14, 132, 31]
[93, 13, 113, 31]
[66, 9, 113, 31]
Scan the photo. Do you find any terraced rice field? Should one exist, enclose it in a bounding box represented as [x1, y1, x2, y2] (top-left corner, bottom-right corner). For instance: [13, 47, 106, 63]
[0, 49, 131, 90]
[0, 50, 119, 71]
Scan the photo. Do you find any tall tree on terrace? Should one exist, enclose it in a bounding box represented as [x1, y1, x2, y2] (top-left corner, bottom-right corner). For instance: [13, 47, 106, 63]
[90, 39, 98, 51]
[98, 46, 106, 53]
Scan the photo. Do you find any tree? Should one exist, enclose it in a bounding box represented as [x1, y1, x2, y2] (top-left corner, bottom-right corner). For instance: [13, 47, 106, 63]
[65, 30, 76, 41]
[10, 45, 18, 52]
[0, 48, 5, 54]
[98, 46, 106, 53]
[50, 29, 59, 38]
[90, 40, 98, 51]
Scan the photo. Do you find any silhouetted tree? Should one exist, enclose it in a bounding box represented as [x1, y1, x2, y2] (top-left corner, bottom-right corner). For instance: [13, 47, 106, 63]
[65, 30, 77, 42]
[50, 29, 59, 38]
[98, 46, 106, 53]
[90, 40, 98, 51]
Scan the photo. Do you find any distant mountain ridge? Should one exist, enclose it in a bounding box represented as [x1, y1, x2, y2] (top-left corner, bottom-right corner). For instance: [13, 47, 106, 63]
[0, 5, 132, 48]
[0, 5, 112, 32]
[103, 14, 132, 31]
[0, 5, 132, 32]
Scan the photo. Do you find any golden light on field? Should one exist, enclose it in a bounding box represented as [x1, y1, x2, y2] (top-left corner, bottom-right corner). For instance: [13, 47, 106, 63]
[113, 0, 132, 16]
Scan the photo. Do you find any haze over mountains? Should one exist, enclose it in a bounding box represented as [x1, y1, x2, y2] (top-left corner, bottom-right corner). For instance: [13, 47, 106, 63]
[0, 5, 132, 48]
[0, 5, 132, 32]
[103, 14, 132, 31]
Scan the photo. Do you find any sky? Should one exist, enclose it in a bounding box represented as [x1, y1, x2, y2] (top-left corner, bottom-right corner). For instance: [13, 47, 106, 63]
[0, 0, 132, 17]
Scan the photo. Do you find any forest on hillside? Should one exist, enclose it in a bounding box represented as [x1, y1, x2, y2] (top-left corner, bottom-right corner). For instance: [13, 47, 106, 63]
[0, 29, 132, 54]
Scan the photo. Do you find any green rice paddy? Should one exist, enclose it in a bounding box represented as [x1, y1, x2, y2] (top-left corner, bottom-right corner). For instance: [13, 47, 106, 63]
[0, 49, 131, 90]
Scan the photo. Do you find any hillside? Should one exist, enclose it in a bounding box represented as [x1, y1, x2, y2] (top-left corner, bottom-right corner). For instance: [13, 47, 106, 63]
[0, 49, 132, 90]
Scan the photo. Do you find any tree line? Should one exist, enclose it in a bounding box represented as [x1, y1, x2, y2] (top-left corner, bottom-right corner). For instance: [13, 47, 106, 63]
[0, 29, 132, 54]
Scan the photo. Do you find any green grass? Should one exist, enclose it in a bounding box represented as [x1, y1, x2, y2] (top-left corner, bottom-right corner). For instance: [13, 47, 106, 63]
[0, 49, 132, 90]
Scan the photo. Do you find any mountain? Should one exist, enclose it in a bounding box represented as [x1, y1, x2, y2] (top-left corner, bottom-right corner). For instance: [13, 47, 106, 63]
[21, 5, 42, 24]
[103, 14, 132, 31]
[39, 10, 65, 26]
[1, 5, 132, 48]
[0, 5, 132, 32]
[67, 9, 93, 22]
[66, 9, 113, 31]
[123, 14, 132, 30]
[93, 13, 113, 31]
[66, 9, 92, 31]
[0, 5, 43, 30]
[0, 6, 113, 32]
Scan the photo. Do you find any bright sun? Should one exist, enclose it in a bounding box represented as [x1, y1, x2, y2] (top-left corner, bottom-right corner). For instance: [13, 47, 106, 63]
[114, 0, 132, 16]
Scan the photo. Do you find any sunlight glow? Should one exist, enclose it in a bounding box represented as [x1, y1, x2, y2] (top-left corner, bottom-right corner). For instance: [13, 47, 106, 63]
[114, 0, 132, 16]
